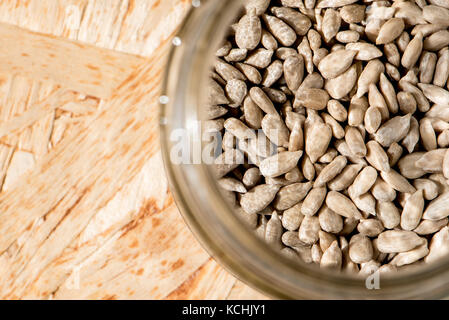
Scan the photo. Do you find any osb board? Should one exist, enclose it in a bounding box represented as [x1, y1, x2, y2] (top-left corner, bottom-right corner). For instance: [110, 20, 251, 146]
[0, 0, 269, 300]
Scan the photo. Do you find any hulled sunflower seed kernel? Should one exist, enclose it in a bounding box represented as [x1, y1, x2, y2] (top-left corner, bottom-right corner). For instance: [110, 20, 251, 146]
[377, 230, 423, 253]
[245, 48, 274, 68]
[414, 218, 448, 235]
[259, 151, 303, 178]
[273, 181, 312, 210]
[348, 185, 377, 216]
[401, 189, 425, 231]
[349, 234, 374, 264]
[402, 32, 424, 69]
[271, 6, 312, 36]
[299, 215, 321, 245]
[262, 14, 297, 46]
[357, 219, 384, 238]
[284, 55, 304, 92]
[423, 192, 449, 220]
[328, 164, 364, 191]
[320, 241, 342, 270]
[326, 191, 362, 220]
[311, 243, 323, 264]
[390, 239, 429, 267]
[351, 166, 377, 198]
[366, 140, 390, 172]
[317, 49, 356, 79]
[376, 18, 405, 45]
[265, 211, 283, 249]
[318, 205, 343, 234]
[387, 142, 403, 167]
[301, 187, 327, 216]
[294, 88, 330, 110]
[240, 184, 280, 214]
[245, 0, 270, 16]
[325, 64, 358, 99]
[375, 114, 412, 148]
[340, 4, 365, 23]
[282, 203, 304, 231]
[305, 122, 333, 163]
[364, 106, 382, 134]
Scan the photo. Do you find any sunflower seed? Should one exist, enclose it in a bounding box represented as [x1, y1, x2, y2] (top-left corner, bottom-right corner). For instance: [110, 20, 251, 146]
[376, 202, 400, 229]
[414, 218, 448, 235]
[271, 6, 312, 35]
[322, 8, 341, 42]
[352, 166, 378, 198]
[366, 140, 390, 172]
[390, 238, 429, 267]
[416, 148, 447, 173]
[259, 151, 303, 178]
[346, 42, 383, 60]
[261, 114, 290, 147]
[273, 181, 312, 210]
[318, 205, 344, 234]
[377, 18, 405, 45]
[294, 88, 330, 110]
[265, 211, 283, 248]
[283, 55, 304, 92]
[263, 14, 297, 46]
[348, 185, 377, 216]
[418, 83, 449, 105]
[420, 118, 438, 151]
[320, 240, 342, 270]
[298, 37, 314, 74]
[262, 60, 284, 87]
[245, 49, 274, 68]
[326, 191, 362, 219]
[305, 122, 333, 163]
[375, 114, 412, 147]
[423, 5, 449, 26]
[377, 230, 423, 253]
[324, 64, 358, 99]
[357, 219, 384, 238]
[434, 48, 449, 87]
[401, 190, 425, 230]
[349, 234, 373, 263]
[402, 32, 424, 69]
[380, 169, 417, 193]
[282, 202, 305, 231]
[245, 0, 271, 15]
[328, 164, 364, 191]
[314, 156, 347, 187]
[425, 226, 449, 263]
[356, 59, 385, 97]
[301, 187, 328, 216]
[235, 63, 262, 84]
[423, 192, 449, 220]
[299, 215, 321, 244]
[398, 152, 427, 179]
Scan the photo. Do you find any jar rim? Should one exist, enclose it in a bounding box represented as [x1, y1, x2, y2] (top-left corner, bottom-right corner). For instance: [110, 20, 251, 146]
[160, 0, 449, 299]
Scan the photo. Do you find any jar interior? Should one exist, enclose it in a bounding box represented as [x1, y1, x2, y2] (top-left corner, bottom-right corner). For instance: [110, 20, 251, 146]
[160, 0, 449, 299]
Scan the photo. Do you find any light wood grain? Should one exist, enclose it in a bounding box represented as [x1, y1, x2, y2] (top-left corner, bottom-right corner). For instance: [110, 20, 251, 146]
[0, 22, 145, 99]
[0, 89, 75, 140]
[0, 0, 269, 300]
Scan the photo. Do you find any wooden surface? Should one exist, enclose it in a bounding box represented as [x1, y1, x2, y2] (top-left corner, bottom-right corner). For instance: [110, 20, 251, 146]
[0, 0, 269, 300]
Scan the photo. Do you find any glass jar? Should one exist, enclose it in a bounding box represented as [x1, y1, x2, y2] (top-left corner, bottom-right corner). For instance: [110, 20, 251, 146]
[160, 0, 449, 299]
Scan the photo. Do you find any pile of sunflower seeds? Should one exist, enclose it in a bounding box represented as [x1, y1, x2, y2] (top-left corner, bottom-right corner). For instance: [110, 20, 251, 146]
[206, 0, 449, 274]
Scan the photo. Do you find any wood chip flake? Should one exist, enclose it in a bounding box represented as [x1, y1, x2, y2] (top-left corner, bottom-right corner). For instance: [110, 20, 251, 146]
[0, 22, 145, 99]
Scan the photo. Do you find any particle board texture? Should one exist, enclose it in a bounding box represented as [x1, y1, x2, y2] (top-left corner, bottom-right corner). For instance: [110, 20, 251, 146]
[0, 0, 269, 300]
